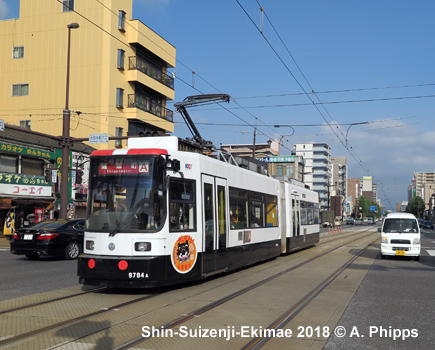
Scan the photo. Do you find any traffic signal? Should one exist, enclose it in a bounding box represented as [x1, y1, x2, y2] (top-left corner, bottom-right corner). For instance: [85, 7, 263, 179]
[44, 168, 51, 182]
[76, 170, 84, 184]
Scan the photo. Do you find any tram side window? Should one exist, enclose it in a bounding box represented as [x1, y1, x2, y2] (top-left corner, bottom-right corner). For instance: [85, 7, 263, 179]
[306, 202, 314, 224]
[217, 185, 227, 236]
[300, 201, 317, 225]
[229, 188, 248, 229]
[249, 192, 265, 227]
[266, 195, 278, 227]
[169, 178, 196, 231]
[314, 203, 320, 224]
[301, 201, 308, 225]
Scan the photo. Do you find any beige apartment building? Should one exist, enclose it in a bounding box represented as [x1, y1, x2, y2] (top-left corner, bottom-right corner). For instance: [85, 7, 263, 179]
[0, 0, 175, 149]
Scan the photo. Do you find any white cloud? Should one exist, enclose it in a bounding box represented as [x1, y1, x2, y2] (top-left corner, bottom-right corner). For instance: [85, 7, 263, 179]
[0, 0, 9, 19]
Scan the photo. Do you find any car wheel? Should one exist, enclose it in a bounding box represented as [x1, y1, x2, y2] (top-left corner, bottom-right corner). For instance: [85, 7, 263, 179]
[25, 252, 40, 260]
[65, 241, 81, 260]
[381, 254, 386, 259]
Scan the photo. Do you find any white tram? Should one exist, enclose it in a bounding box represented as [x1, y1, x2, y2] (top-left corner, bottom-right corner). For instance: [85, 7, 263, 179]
[77, 136, 319, 288]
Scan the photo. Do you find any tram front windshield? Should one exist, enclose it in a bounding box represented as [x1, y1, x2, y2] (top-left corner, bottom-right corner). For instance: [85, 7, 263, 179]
[86, 156, 165, 233]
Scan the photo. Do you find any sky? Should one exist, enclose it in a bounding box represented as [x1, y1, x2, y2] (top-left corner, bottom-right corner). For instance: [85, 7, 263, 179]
[2, 1, 435, 210]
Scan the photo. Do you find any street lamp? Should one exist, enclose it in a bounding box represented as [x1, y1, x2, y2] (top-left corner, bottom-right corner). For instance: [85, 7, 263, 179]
[345, 122, 369, 149]
[60, 22, 79, 219]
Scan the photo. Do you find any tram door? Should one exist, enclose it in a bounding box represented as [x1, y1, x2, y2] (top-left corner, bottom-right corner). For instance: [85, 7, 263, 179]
[292, 195, 301, 237]
[202, 175, 228, 275]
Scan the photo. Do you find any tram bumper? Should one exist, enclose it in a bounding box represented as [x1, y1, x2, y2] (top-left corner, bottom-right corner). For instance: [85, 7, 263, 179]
[77, 254, 164, 288]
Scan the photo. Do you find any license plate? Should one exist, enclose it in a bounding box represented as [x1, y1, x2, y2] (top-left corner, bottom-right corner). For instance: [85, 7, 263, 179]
[395, 250, 405, 256]
[24, 234, 33, 240]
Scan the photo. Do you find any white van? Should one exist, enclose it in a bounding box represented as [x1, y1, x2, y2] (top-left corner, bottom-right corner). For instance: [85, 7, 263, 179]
[379, 213, 420, 260]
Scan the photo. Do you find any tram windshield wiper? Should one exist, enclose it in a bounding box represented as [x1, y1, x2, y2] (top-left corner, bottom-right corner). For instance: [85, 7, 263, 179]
[109, 219, 123, 237]
[108, 214, 134, 237]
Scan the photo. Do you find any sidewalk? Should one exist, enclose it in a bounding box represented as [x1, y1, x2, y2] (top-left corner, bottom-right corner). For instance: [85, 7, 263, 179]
[0, 236, 10, 247]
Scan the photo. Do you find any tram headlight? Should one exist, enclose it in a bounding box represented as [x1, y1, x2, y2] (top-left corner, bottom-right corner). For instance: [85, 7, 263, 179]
[135, 242, 151, 252]
[86, 240, 95, 250]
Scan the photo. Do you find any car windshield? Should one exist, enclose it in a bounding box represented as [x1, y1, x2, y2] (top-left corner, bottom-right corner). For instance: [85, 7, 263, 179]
[383, 218, 418, 233]
[86, 155, 166, 233]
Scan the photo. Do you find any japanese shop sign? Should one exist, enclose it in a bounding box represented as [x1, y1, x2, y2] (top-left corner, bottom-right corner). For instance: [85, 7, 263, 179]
[0, 141, 56, 159]
[0, 173, 50, 186]
[0, 183, 52, 197]
[0, 173, 52, 197]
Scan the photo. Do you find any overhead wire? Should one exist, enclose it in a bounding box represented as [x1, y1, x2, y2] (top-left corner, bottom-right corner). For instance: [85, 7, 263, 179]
[3, 0, 429, 167]
[235, 1, 367, 162]
[235, 82, 435, 99]
[85, 0, 295, 152]
[237, 1, 393, 206]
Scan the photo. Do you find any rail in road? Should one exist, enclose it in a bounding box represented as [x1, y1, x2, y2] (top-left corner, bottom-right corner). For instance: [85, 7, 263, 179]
[0, 227, 381, 349]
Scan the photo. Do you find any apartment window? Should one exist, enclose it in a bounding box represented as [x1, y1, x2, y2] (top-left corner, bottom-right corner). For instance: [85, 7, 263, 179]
[12, 84, 29, 96]
[62, 0, 74, 12]
[117, 49, 125, 69]
[13, 46, 24, 59]
[118, 10, 126, 31]
[20, 120, 31, 130]
[115, 127, 123, 148]
[116, 88, 124, 108]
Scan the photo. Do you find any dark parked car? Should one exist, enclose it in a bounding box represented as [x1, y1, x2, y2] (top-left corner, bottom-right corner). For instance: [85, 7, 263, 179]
[346, 218, 355, 225]
[423, 220, 434, 229]
[10, 219, 85, 260]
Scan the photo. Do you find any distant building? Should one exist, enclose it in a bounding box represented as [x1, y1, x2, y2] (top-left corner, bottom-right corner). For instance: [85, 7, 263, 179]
[397, 201, 408, 212]
[221, 140, 280, 158]
[411, 172, 435, 211]
[221, 140, 305, 182]
[362, 176, 376, 202]
[347, 178, 362, 217]
[260, 155, 305, 183]
[294, 142, 331, 210]
[330, 156, 348, 217]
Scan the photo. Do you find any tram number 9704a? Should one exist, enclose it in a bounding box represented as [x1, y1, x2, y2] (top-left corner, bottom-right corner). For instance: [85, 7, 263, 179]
[129, 272, 148, 279]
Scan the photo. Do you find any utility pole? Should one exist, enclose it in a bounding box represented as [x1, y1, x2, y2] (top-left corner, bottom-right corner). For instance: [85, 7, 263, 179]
[252, 127, 256, 161]
[60, 23, 79, 219]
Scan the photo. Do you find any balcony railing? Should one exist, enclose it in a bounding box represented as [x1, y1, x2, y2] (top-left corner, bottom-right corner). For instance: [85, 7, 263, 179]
[129, 56, 174, 90]
[128, 94, 173, 122]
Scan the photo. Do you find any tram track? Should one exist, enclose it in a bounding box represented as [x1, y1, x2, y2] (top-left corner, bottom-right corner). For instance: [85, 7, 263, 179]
[0, 229, 378, 349]
[0, 287, 107, 316]
[0, 291, 159, 347]
[241, 244, 369, 349]
[113, 230, 379, 350]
